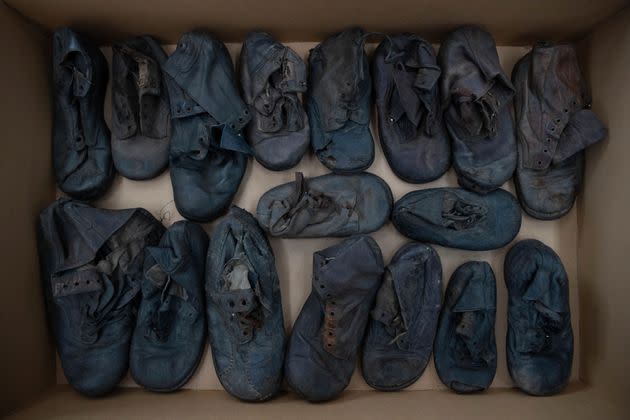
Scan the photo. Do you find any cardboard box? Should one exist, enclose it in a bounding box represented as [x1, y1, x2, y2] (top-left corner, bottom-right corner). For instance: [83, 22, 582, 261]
[1, 0, 628, 417]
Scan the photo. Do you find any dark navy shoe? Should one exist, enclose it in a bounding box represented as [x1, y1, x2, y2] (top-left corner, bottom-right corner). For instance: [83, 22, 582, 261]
[130, 221, 208, 392]
[164, 31, 252, 222]
[512, 44, 607, 220]
[256, 172, 393, 238]
[37, 198, 164, 396]
[362, 242, 442, 391]
[391, 187, 521, 251]
[111, 36, 171, 180]
[52, 27, 114, 200]
[308, 27, 374, 173]
[505, 240, 573, 395]
[240, 31, 309, 171]
[285, 235, 384, 401]
[373, 34, 450, 183]
[434, 261, 497, 393]
[439, 26, 517, 193]
[206, 207, 285, 401]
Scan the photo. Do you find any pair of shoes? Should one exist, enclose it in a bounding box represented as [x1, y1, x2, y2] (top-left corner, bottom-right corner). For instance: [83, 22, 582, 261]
[285, 237, 443, 401]
[391, 187, 522, 251]
[434, 240, 573, 396]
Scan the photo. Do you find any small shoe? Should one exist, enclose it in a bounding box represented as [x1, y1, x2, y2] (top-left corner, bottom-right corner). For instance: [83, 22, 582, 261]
[505, 239, 573, 395]
[206, 207, 285, 401]
[434, 261, 497, 393]
[285, 235, 384, 401]
[164, 31, 252, 222]
[256, 172, 393, 238]
[373, 34, 450, 183]
[111, 36, 171, 180]
[308, 27, 374, 173]
[52, 27, 114, 200]
[512, 43, 607, 220]
[391, 187, 521, 251]
[362, 242, 442, 391]
[130, 221, 208, 392]
[38, 198, 164, 396]
[439, 26, 517, 193]
[240, 31, 309, 170]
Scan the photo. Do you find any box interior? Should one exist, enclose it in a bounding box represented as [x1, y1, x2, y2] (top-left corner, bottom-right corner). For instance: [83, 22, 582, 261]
[1, 0, 629, 418]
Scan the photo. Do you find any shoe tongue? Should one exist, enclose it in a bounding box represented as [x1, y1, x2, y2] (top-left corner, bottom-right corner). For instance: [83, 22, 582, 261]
[371, 270, 402, 328]
[452, 272, 493, 313]
[523, 269, 567, 314]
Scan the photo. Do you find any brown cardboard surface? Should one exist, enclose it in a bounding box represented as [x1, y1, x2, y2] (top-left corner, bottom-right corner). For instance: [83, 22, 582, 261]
[0, 2, 55, 417]
[53, 43, 580, 391]
[577, 8, 630, 403]
[4, 0, 628, 44]
[6, 383, 629, 420]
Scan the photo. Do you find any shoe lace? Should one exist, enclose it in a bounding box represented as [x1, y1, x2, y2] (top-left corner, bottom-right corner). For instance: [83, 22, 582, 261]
[442, 194, 487, 230]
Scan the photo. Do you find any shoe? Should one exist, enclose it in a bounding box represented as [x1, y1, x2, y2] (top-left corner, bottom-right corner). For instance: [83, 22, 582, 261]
[37, 198, 164, 396]
[285, 235, 384, 401]
[391, 187, 521, 250]
[362, 242, 442, 390]
[373, 34, 450, 183]
[240, 31, 309, 170]
[434, 261, 497, 393]
[111, 36, 171, 180]
[505, 239, 573, 395]
[256, 172, 393, 238]
[206, 207, 285, 401]
[439, 26, 517, 193]
[512, 43, 607, 220]
[308, 27, 374, 173]
[130, 221, 208, 392]
[52, 27, 114, 200]
[163, 31, 252, 222]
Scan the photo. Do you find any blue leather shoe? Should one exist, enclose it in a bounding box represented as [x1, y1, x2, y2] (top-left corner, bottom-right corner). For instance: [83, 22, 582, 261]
[439, 26, 517, 193]
[256, 172, 392, 238]
[52, 27, 114, 200]
[38, 198, 164, 396]
[206, 207, 285, 401]
[505, 239, 573, 395]
[285, 235, 384, 401]
[373, 34, 450, 183]
[308, 27, 374, 173]
[111, 36, 171, 180]
[240, 31, 309, 170]
[164, 31, 252, 222]
[434, 261, 497, 393]
[130, 221, 208, 392]
[512, 43, 607, 220]
[391, 187, 521, 250]
[362, 242, 442, 390]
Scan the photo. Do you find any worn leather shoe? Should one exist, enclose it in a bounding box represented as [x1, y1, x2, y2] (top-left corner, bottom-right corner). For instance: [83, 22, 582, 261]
[373, 34, 450, 183]
[362, 242, 442, 390]
[439, 26, 517, 193]
[308, 27, 374, 173]
[434, 261, 497, 393]
[512, 43, 607, 220]
[285, 235, 384, 401]
[391, 187, 521, 250]
[130, 221, 208, 392]
[111, 36, 171, 180]
[52, 27, 114, 200]
[164, 31, 252, 222]
[505, 239, 573, 395]
[240, 31, 309, 171]
[256, 172, 393, 238]
[38, 198, 164, 396]
[206, 207, 285, 401]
